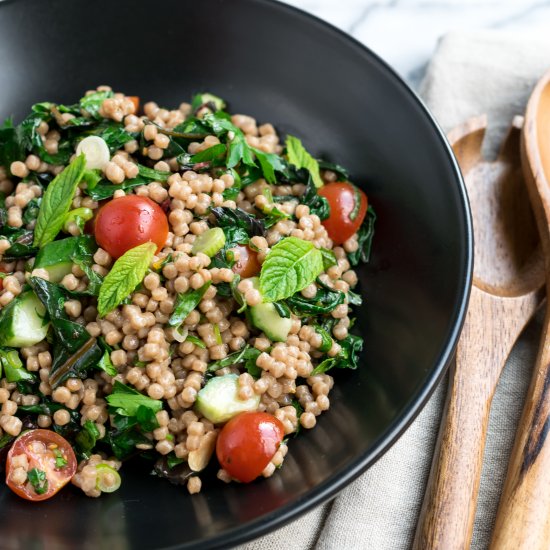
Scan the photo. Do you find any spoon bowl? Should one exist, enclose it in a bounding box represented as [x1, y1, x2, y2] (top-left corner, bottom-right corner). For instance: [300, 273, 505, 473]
[491, 68, 550, 550]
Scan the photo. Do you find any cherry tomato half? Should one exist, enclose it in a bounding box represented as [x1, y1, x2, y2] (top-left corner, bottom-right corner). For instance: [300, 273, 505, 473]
[232, 245, 261, 278]
[6, 429, 77, 501]
[128, 96, 140, 113]
[94, 195, 169, 259]
[318, 182, 368, 245]
[216, 412, 284, 483]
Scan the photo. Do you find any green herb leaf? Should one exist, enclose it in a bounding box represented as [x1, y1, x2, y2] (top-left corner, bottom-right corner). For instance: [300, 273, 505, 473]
[168, 282, 211, 329]
[191, 93, 226, 112]
[311, 333, 363, 375]
[98, 242, 156, 317]
[320, 248, 337, 270]
[302, 178, 330, 220]
[80, 90, 113, 119]
[252, 147, 286, 184]
[97, 350, 117, 376]
[286, 135, 323, 188]
[347, 206, 376, 266]
[314, 326, 333, 352]
[33, 155, 87, 248]
[259, 237, 323, 302]
[207, 345, 261, 377]
[84, 176, 149, 201]
[76, 420, 101, 458]
[27, 468, 48, 495]
[137, 164, 171, 182]
[106, 381, 163, 417]
[53, 448, 68, 468]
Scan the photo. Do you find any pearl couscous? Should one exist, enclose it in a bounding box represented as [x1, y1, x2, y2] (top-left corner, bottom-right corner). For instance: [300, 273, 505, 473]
[0, 87, 375, 499]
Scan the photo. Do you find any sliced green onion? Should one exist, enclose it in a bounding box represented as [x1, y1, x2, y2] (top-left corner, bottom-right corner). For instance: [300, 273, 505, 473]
[63, 207, 93, 234]
[76, 136, 110, 170]
[191, 227, 226, 257]
[213, 324, 222, 345]
[95, 464, 121, 493]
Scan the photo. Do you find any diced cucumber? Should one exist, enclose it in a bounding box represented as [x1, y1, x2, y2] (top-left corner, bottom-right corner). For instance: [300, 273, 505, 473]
[33, 236, 92, 283]
[195, 374, 260, 424]
[191, 227, 226, 257]
[0, 291, 49, 348]
[249, 302, 292, 342]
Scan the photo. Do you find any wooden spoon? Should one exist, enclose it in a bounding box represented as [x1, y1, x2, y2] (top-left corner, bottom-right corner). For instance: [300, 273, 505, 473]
[413, 115, 545, 550]
[490, 68, 550, 550]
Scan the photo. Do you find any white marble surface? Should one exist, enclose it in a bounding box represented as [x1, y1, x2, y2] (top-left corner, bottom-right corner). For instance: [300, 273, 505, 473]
[281, 0, 550, 88]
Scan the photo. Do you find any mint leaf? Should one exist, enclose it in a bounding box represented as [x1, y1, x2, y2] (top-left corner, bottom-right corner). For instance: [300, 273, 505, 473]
[33, 154, 87, 247]
[98, 242, 156, 317]
[106, 381, 162, 416]
[285, 135, 323, 188]
[259, 237, 323, 302]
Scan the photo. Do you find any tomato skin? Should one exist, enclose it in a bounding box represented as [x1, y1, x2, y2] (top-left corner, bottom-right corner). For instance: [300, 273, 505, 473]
[94, 195, 169, 259]
[6, 429, 77, 502]
[318, 182, 368, 245]
[232, 245, 261, 278]
[216, 412, 284, 483]
[128, 96, 140, 113]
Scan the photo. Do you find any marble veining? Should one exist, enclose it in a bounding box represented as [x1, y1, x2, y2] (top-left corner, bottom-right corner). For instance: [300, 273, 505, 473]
[281, 0, 550, 87]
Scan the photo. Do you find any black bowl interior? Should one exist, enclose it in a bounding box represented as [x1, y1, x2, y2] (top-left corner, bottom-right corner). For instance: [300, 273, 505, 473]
[0, 0, 472, 548]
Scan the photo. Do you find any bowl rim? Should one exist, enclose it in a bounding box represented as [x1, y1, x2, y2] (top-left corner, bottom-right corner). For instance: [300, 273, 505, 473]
[159, 0, 473, 548]
[0, 0, 473, 546]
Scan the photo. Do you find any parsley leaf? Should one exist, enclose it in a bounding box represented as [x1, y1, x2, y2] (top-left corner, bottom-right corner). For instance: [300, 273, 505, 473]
[286, 135, 323, 188]
[106, 381, 163, 417]
[27, 468, 48, 495]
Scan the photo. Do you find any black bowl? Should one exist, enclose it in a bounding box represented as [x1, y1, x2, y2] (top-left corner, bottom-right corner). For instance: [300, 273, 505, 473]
[0, 0, 472, 547]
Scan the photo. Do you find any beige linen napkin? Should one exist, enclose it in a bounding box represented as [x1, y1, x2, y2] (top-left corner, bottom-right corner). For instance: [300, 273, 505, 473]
[239, 30, 550, 550]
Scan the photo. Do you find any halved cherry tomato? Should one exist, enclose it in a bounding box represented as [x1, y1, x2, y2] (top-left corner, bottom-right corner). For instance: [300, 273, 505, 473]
[318, 182, 368, 245]
[216, 412, 284, 483]
[94, 195, 169, 259]
[128, 96, 140, 113]
[6, 429, 77, 501]
[232, 245, 261, 278]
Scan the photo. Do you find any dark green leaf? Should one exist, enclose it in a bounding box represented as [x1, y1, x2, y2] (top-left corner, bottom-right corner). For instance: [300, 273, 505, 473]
[273, 302, 291, 318]
[211, 206, 266, 237]
[347, 290, 362, 306]
[286, 284, 345, 315]
[84, 175, 149, 200]
[0, 118, 24, 168]
[178, 143, 227, 170]
[137, 164, 171, 182]
[169, 282, 211, 329]
[80, 90, 113, 119]
[314, 326, 333, 352]
[97, 350, 117, 376]
[311, 333, 363, 375]
[207, 345, 261, 373]
[320, 248, 337, 270]
[166, 452, 185, 469]
[347, 206, 376, 266]
[185, 335, 206, 349]
[252, 147, 286, 184]
[318, 160, 349, 180]
[302, 178, 330, 221]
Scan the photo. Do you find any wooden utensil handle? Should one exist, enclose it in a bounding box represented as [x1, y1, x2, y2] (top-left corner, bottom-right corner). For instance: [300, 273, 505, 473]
[412, 358, 492, 550]
[414, 285, 541, 550]
[490, 308, 550, 550]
